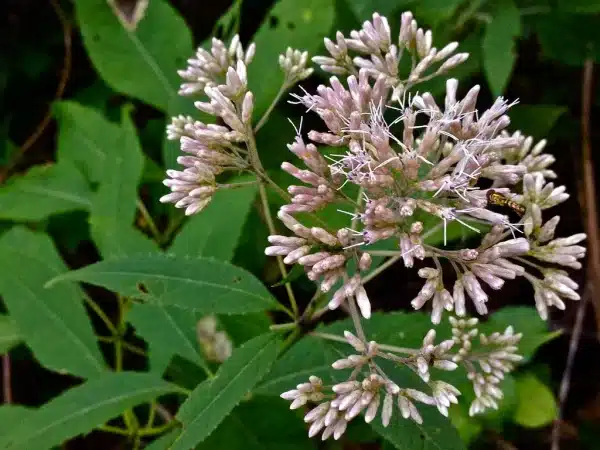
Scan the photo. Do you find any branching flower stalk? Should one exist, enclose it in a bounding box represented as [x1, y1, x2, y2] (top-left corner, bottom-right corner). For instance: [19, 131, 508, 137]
[162, 11, 585, 442]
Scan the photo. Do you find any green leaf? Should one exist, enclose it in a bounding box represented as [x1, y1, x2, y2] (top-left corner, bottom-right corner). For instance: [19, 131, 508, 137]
[371, 408, 465, 450]
[128, 303, 208, 373]
[73, 0, 193, 111]
[0, 227, 105, 378]
[0, 372, 183, 450]
[144, 431, 179, 450]
[248, 0, 335, 118]
[346, 0, 414, 21]
[508, 105, 566, 137]
[0, 314, 21, 354]
[535, 13, 600, 65]
[197, 397, 315, 450]
[482, 0, 521, 95]
[0, 406, 32, 431]
[448, 405, 482, 446]
[218, 313, 271, 346]
[483, 306, 559, 361]
[513, 372, 558, 428]
[89, 105, 159, 257]
[169, 179, 257, 259]
[48, 254, 280, 314]
[0, 162, 92, 221]
[53, 101, 121, 183]
[172, 333, 280, 450]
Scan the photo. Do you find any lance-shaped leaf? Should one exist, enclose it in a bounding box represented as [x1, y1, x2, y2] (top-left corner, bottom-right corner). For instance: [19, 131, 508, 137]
[0, 162, 92, 221]
[0, 372, 183, 450]
[73, 0, 192, 111]
[89, 105, 158, 257]
[53, 101, 121, 183]
[0, 227, 105, 378]
[47, 254, 280, 314]
[172, 333, 280, 450]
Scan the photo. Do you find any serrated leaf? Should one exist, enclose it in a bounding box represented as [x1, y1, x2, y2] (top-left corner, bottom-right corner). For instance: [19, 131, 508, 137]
[0, 162, 92, 221]
[197, 397, 315, 450]
[0, 372, 182, 450]
[0, 314, 21, 354]
[172, 333, 280, 449]
[73, 0, 192, 111]
[128, 303, 209, 374]
[89, 105, 159, 257]
[513, 372, 557, 427]
[371, 408, 465, 450]
[0, 227, 105, 378]
[53, 101, 121, 183]
[170, 179, 257, 259]
[48, 254, 281, 314]
[482, 0, 521, 96]
[248, 0, 335, 119]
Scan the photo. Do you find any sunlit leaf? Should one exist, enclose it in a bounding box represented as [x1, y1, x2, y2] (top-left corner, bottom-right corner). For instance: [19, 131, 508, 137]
[73, 0, 192, 110]
[0, 227, 105, 378]
[48, 254, 280, 314]
[482, 0, 521, 95]
[513, 372, 558, 427]
[172, 333, 280, 449]
[0, 372, 183, 450]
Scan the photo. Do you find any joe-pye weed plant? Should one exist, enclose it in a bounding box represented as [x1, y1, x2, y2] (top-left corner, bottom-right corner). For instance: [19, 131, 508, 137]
[160, 9, 586, 444]
[0, 6, 586, 450]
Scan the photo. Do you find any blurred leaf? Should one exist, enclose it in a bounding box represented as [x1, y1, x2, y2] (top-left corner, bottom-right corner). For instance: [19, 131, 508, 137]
[90, 105, 159, 257]
[73, 0, 192, 110]
[170, 179, 257, 259]
[0, 162, 92, 221]
[198, 396, 315, 450]
[482, 306, 559, 361]
[417, 0, 464, 28]
[48, 254, 281, 314]
[482, 0, 521, 95]
[53, 101, 121, 183]
[0, 314, 21, 354]
[0, 372, 182, 450]
[556, 0, 600, 13]
[0, 227, 105, 378]
[128, 303, 208, 374]
[513, 372, 557, 427]
[448, 405, 482, 445]
[173, 333, 280, 450]
[535, 13, 600, 65]
[248, 0, 335, 119]
[508, 105, 566, 137]
[346, 0, 414, 21]
[0, 406, 32, 430]
[371, 408, 465, 450]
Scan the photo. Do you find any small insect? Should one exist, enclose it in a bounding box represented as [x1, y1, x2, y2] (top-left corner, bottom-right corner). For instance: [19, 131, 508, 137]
[486, 190, 526, 216]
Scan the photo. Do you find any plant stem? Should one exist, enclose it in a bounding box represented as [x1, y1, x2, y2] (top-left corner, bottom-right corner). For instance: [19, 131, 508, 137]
[254, 82, 289, 133]
[217, 180, 259, 190]
[137, 198, 161, 242]
[2, 355, 11, 404]
[84, 294, 118, 336]
[99, 425, 130, 436]
[362, 255, 402, 285]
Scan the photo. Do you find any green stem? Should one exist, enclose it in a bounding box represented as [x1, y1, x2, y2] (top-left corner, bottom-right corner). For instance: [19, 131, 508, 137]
[310, 331, 418, 355]
[83, 295, 118, 336]
[98, 425, 129, 436]
[217, 180, 259, 190]
[362, 254, 402, 285]
[138, 421, 178, 437]
[254, 82, 290, 133]
[137, 198, 161, 242]
[269, 322, 297, 332]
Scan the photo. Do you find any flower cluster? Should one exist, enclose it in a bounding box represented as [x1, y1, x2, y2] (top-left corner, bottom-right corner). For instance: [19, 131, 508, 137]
[281, 317, 523, 440]
[272, 12, 585, 326]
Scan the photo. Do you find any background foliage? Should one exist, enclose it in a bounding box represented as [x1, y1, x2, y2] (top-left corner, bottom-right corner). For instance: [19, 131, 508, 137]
[0, 0, 598, 448]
